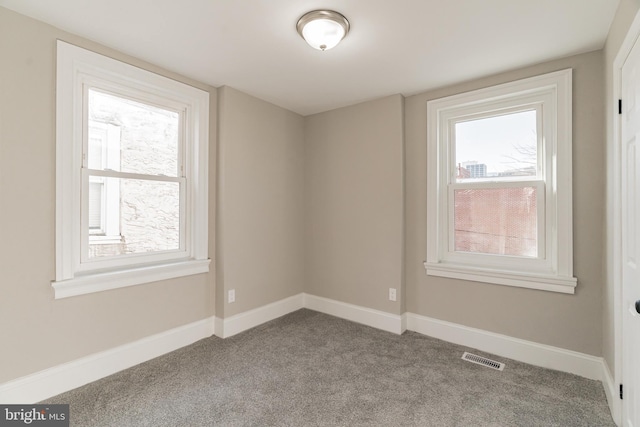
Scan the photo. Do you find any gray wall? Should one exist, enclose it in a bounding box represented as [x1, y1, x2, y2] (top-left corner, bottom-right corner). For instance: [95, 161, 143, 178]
[603, 0, 640, 375]
[304, 95, 405, 314]
[216, 86, 305, 317]
[0, 8, 217, 384]
[405, 51, 605, 356]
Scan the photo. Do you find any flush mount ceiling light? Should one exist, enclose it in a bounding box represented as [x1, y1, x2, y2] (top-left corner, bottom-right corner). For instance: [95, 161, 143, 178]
[296, 10, 350, 51]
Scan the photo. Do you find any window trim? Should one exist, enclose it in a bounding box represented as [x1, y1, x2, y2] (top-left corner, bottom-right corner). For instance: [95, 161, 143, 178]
[424, 69, 576, 294]
[53, 40, 210, 299]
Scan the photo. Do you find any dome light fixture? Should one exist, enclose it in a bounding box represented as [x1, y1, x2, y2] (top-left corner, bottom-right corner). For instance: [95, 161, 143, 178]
[296, 10, 350, 51]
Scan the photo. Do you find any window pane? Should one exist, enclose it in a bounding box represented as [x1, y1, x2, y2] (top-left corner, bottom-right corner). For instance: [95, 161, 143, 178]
[88, 177, 180, 259]
[454, 187, 537, 257]
[455, 110, 537, 181]
[88, 89, 180, 177]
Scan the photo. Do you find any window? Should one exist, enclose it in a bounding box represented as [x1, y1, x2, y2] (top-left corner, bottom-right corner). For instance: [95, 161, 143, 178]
[54, 41, 210, 299]
[425, 69, 576, 293]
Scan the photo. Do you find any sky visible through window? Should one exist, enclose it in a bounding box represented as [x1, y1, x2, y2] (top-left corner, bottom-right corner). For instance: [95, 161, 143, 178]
[455, 110, 537, 180]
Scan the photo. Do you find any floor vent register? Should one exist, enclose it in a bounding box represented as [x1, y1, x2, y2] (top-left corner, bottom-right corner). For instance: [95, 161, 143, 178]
[461, 352, 505, 371]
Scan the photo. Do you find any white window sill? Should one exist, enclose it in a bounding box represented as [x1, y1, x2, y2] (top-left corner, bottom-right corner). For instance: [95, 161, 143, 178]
[424, 262, 577, 294]
[52, 259, 211, 299]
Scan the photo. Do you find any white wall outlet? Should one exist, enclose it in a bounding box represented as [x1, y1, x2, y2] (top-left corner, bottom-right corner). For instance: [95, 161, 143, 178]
[228, 289, 236, 304]
[389, 288, 397, 302]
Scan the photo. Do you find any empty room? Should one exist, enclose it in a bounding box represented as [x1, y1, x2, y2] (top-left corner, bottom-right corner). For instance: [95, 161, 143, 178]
[0, 0, 638, 425]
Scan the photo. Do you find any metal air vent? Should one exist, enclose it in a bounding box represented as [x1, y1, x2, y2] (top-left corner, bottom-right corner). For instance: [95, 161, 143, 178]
[462, 352, 505, 371]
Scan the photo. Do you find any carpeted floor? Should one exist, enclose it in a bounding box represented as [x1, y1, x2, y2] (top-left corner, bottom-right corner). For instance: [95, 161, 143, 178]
[44, 309, 615, 426]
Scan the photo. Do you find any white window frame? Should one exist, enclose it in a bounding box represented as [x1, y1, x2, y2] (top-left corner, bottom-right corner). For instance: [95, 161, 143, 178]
[425, 69, 577, 294]
[53, 41, 210, 299]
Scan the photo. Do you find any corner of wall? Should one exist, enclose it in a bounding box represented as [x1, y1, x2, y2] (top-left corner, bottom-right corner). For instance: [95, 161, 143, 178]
[214, 86, 227, 318]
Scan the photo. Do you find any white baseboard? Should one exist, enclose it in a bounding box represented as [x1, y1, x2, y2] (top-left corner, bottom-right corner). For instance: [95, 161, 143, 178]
[0, 292, 615, 418]
[298, 298, 607, 382]
[401, 312, 407, 334]
[0, 317, 215, 404]
[406, 312, 603, 381]
[601, 360, 621, 425]
[303, 293, 404, 335]
[214, 316, 225, 338]
[215, 293, 304, 338]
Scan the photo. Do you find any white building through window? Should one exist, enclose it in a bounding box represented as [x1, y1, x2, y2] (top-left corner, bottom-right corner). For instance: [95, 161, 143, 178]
[88, 121, 121, 242]
[54, 41, 210, 299]
[425, 69, 577, 294]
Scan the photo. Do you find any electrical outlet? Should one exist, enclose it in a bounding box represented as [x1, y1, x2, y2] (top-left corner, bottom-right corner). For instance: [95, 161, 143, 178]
[228, 289, 235, 303]
[389, 288, 397, 302]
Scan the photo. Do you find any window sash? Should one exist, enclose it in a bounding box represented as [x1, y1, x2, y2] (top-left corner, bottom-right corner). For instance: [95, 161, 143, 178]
[444, 180, 548, 271]
[79, 82, 188, 269]
[450, 104, 544, 184]
[83, 84, 186, 177]
[440, 102, 550, 272]
[79, 168, 187, 270]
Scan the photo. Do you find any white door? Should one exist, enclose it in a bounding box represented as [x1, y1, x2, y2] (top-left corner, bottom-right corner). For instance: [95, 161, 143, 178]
[622, 32, 640, 427]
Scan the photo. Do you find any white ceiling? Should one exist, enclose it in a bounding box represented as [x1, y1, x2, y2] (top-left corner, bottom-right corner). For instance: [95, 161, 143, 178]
[0, 0, 619, 116]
